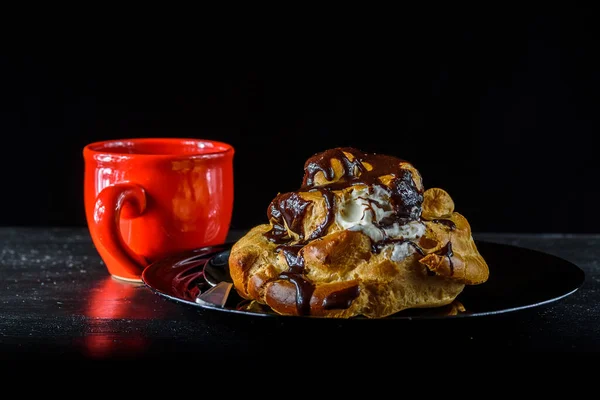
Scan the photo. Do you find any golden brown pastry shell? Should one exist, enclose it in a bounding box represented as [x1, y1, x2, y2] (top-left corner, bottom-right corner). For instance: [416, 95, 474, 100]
[229, 202, 488, 319]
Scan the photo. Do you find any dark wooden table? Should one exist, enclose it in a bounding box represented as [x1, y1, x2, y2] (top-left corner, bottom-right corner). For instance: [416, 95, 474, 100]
[1, 227, 598, 360]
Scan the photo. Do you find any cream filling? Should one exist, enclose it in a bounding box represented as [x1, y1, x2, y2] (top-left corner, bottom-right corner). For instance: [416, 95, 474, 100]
[335, 185, 425, 261]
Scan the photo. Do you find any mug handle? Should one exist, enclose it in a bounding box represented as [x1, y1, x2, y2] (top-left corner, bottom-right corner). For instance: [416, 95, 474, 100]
[93, 182, 148, 277]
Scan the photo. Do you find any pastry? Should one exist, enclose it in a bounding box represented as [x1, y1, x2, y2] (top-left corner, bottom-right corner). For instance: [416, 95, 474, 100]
[229, 147, 489, 318]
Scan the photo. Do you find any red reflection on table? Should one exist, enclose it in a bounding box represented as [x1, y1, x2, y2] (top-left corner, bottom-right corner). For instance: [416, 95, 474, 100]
[85, 275, 158, 319]
[82, 275, 160, 358]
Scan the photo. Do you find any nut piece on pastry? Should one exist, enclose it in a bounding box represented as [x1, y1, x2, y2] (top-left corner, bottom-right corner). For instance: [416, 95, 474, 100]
[229, 147, 489, 318]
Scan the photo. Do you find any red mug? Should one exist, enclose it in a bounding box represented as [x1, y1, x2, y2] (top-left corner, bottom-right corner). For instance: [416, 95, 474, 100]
[83, 138, 234, 281]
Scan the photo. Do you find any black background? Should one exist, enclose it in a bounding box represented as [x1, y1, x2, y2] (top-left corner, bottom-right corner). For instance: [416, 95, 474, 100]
[1, 8, 597, 233]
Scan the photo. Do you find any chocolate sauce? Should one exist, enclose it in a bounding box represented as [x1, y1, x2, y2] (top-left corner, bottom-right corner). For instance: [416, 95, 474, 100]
[301, 149, 423, 224]
[372, 238, 425, 256]
[322, 285, 360, 310]
[437, 241, 454, 275]
[302, 148, 409, 189]
[306, 188, 335, 241]
[276, 244, 305, 271]
[302, 147, 365, 187]
[302, 148, 423, 233]
[265, 148, 423, 245]
[273, 244, 315, 315]
[265, 192, 311, 243]
[432, 219, 456, 230]
[277, 272, 315, 316]
[265, 189, 336, 244]
[263, 148, 426, 315]
[388, 169, 423, 222]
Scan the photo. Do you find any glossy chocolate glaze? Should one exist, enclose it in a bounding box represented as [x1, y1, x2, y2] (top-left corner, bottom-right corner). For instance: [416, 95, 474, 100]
[266, 147, 423, 243]
[301, 147, 422, 224]
[277, 272, 315, 316]
[438, 241, 455, 275]
[322, 285, 360, 310]
[277, 244, 305, 270]
[264, 192, 311, 243]
[263, 148, 426, 315]
[273, 244, 315, 316]
[302, 147, 365, 187]
[306, 188, 335, 241]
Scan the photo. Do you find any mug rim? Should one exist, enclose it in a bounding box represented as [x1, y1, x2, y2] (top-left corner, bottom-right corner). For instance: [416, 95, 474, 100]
[83, 137, 234, 160]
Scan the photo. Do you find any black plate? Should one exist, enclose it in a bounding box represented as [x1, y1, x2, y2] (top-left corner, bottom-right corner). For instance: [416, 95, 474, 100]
[141, 240, 585, 319]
